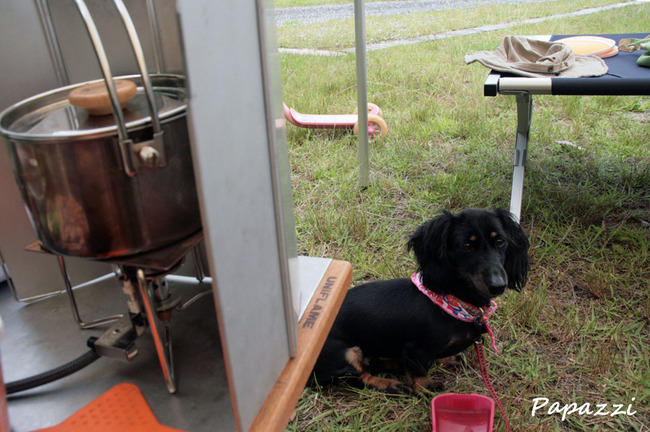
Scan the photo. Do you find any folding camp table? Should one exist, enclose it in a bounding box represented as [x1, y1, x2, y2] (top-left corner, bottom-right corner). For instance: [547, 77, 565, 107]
[483, 33, 650, 221]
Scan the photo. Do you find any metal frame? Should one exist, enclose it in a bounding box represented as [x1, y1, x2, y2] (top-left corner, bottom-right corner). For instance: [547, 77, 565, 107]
[35, 0, 70, 87]
[176, 0, 301, 428]
[484, 33, 650, 222]
[136, 268, 176, 393]
[256, 0, 299, 356]
[485, 73, 536, 222]
[354, 0, 369, 188]
[509, 92, 532, 222]
[13, 238, 208, 333]
[56, 256, 124, 329]
[2, 247, 123, 328]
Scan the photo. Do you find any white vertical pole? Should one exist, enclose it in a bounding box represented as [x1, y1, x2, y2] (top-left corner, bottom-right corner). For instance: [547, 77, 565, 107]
[354, 0, 369, 188]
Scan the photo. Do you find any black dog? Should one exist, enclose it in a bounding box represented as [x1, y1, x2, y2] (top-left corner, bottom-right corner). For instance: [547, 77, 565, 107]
[311, 208, 529, 394]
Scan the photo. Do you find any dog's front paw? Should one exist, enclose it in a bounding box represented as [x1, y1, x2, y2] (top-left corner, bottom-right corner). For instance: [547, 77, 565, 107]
[429, 379, 445, 391]
[387, 381, 414, 395]
[438, 354, 463, 370]
[407, 375, 444, 393]
[363, 375, 413, 395]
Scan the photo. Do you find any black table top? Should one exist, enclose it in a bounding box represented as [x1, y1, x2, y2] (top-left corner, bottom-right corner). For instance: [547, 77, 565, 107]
[486, 33, 650, 96]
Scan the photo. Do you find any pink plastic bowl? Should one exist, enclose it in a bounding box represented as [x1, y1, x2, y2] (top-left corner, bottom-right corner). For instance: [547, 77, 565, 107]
[432, 393, 495, 432]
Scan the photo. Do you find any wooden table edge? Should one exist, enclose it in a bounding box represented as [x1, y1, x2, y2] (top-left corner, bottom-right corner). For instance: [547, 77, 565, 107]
[248, 259, 352, 432]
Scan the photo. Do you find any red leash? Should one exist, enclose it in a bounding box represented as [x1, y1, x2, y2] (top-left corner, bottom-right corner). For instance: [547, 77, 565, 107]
[475, 338, 511, 432]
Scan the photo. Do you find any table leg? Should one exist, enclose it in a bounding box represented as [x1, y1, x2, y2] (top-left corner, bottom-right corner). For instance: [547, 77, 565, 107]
[509, 92, 532, 222]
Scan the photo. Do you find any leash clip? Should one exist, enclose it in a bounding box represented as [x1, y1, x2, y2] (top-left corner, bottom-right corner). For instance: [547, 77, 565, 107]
[473, 307, 489, 328]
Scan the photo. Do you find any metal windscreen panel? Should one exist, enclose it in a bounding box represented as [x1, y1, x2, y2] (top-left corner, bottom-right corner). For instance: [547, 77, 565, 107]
[177, 1, 297, 430]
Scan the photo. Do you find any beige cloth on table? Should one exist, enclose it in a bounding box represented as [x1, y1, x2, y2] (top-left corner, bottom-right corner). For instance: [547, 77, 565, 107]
[465, 35, 608, 78]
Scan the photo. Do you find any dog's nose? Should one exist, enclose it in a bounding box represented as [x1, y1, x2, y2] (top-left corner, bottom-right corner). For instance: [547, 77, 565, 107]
[487, 271, 507, 295]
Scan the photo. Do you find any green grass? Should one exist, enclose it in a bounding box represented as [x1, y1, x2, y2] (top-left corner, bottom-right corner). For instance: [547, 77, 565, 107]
[275, 0, 412, 8]
[276, 0, 625, 49]
[281, 1, 650, 431]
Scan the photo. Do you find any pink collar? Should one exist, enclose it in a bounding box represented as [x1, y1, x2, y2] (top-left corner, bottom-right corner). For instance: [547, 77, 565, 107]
[411, 272, 500, 353]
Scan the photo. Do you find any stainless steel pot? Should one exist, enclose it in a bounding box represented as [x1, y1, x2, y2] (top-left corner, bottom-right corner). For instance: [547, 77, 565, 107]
[0, 1, 201, 259]
[1, 75, 201, 259]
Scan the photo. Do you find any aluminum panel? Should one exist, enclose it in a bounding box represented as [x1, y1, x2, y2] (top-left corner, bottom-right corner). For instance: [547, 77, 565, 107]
[177, 0, 297, 430]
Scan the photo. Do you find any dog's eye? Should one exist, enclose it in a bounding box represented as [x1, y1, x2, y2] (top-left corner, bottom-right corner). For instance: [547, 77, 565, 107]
[495, 238, 506, 247]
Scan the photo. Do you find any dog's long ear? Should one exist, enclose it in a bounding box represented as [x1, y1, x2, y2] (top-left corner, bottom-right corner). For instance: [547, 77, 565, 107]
[496, 208, 530, 291]
[407, 211, 454, 271]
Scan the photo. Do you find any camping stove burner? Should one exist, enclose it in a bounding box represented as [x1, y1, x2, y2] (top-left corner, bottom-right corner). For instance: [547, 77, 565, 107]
[28, 230, 204, 394]
[117, 264, 184, 393]
[102, 231, 204, 394]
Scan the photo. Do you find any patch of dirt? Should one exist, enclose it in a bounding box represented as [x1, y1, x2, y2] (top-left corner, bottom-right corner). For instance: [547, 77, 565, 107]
[625, 110, 650, 123]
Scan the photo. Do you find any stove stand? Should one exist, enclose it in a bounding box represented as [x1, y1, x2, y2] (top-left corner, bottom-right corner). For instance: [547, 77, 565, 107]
[25, 231, 206, 394]
[100, 231, 205, 394]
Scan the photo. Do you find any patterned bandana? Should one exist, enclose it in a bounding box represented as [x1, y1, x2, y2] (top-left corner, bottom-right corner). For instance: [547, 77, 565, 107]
[411, 272, 500, 353]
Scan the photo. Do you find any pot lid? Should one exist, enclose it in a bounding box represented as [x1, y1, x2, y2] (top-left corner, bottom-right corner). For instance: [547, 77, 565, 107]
[0, 74, 186, 142]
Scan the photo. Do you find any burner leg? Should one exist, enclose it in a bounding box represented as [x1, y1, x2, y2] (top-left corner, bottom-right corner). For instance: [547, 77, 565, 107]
[57, 255, 123, 329]
[191, 243, 208, 282]
[136, 268, 176, 393]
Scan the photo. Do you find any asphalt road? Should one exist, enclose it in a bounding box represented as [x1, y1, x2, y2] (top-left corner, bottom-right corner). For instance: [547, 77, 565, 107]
[275, 0, 561, 25]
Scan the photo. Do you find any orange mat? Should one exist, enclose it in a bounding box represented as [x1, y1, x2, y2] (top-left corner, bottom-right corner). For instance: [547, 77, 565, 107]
[32, 383, 186, 432]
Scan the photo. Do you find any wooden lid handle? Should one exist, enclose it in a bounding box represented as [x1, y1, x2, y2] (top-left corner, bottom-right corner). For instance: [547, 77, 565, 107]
[68, 79, 137, 116]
